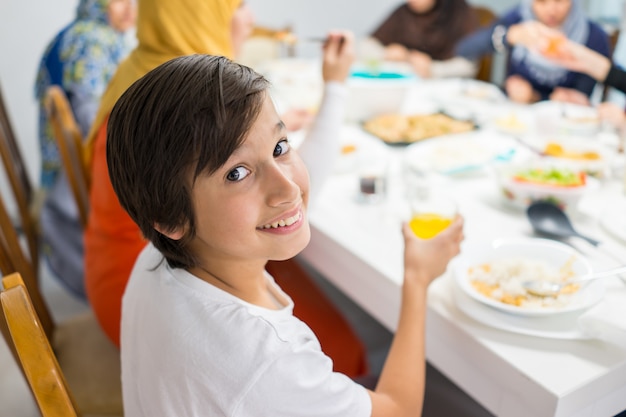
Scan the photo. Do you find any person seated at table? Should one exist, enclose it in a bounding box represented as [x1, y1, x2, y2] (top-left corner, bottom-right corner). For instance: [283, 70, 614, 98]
[107, 53, 465, 417]
[542, 34, 626, 140]
[34, 0, 136, 298]
[456, 0, 610, 104]
[84, 0, 370, 378]
[368, 0, 479, 78]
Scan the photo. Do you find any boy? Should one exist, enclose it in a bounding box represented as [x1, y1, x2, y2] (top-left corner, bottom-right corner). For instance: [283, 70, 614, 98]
[108, 54, 464, 416]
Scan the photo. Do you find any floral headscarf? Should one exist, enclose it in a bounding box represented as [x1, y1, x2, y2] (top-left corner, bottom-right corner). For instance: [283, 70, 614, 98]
[35, 0, 131, 188]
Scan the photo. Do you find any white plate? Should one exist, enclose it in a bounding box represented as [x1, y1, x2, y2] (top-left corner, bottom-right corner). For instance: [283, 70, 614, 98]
[453, 238, 604, 317]
[459, 79, 506, 102]
[404, 131, 516, 175]
[452, 283, 592, 340]
[532, 101, 600, 136]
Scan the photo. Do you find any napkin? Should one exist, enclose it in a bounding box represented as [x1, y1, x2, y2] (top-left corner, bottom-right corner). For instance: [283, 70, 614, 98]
[578, 294, 626, 349]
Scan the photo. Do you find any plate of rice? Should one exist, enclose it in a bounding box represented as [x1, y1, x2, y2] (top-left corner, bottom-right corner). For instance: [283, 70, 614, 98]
[453, 238, 604, 316]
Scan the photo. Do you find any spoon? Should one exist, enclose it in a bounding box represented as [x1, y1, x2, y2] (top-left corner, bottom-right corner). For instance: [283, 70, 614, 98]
[526, 201, 600, 246]
[523, 264, 626, 297]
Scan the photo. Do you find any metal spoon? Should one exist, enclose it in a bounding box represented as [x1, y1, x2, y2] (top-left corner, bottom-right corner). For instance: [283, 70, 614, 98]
[523, 265, 626, 297]
[526, 201, 600, 246]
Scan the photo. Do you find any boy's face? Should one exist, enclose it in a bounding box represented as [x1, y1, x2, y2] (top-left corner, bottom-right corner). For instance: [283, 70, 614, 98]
[185, 94, 311, 268]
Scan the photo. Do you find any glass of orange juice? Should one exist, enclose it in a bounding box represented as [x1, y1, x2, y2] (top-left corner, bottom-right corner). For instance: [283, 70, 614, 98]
[409, 194, 457, 239]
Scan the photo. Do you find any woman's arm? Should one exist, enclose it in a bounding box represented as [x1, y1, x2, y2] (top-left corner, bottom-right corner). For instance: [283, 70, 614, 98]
[297, 32, 353, 204]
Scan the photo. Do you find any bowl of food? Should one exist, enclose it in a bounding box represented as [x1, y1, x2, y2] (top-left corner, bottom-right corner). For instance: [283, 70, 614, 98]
[454, 238, 602, 316]
[345, 62, 416, 122]
[496, 161, 595, 211]
[528, 136, 614, 179]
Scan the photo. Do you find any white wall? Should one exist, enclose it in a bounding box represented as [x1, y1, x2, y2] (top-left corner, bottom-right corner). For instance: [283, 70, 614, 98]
[1, 0, 76, 187]
[0, 0, 618, 189]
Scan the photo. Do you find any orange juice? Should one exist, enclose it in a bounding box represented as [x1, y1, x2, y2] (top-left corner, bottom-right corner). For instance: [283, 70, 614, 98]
[409, 213, 453, 239]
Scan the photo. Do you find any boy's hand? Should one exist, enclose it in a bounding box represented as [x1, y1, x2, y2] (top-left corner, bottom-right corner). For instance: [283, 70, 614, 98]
[322, 30, 355, 83]
[402, 216, 464, 289]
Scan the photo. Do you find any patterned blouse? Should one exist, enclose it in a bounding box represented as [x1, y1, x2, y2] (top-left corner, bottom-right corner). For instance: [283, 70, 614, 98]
[34, 0, 131, 188]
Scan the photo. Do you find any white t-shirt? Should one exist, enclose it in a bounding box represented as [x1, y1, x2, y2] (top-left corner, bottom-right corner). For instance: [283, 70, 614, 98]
[121, 244, 372, 417]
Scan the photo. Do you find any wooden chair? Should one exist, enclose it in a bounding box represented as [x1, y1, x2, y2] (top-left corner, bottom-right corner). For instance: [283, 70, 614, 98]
[1, 273, 79, 417]
[0, 192, 123, 416]
[0, 83, 42, 272]
[44, 85, 90, 228]
[472, 6, 497, 83]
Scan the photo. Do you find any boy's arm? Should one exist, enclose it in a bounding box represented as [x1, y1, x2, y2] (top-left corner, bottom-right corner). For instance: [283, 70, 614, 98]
[368, 218, 464, 417]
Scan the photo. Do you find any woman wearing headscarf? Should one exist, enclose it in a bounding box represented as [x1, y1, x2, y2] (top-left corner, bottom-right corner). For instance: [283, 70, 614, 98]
[370, 0, 480, 78]
[84, 0, 368, 378]
[34, 0, 135, 298]
[456, 0, 610, 104]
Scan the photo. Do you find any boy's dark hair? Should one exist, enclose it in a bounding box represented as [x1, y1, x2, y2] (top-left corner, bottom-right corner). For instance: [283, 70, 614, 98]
[107, 54, 270, 269]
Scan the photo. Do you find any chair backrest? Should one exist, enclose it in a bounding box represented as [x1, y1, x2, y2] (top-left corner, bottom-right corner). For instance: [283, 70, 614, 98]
[0, 87, 40, 272]
[472, 6, 497, 83]
[44, 85, 90, 228]
[0, 191, 54, 340]
[1, 273, 79, 417]
[0, 83, 32, 202]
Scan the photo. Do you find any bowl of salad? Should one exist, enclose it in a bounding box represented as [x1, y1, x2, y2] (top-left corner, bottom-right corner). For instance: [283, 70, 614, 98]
[496, 162, 596, 211]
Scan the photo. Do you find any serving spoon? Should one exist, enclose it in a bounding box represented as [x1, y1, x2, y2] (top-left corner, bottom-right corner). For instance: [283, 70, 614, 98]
[526, 201, 600, 246]
[523, 264, 626, 297]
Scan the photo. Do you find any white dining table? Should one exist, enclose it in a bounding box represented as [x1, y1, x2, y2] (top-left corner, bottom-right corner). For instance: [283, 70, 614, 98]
[292, 77, 626, 417]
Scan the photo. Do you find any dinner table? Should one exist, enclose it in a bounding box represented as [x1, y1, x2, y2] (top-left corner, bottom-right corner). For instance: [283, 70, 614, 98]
[263, 60, 626, 417]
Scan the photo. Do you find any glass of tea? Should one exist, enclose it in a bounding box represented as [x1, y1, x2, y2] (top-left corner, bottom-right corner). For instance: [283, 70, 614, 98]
[356, 153, 388, 204]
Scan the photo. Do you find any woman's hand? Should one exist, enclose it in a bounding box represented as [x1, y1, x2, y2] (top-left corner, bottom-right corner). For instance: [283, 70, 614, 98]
[322, 30, 355, 83]
[384, 43, 410, 62]
[542, 39, 612, 82]
[408, 50, 432, 78]
[598, 102, 626, 129]
[505, 75, 539, 103]
[506, 21, 558, 51]
[549, 87, 590, 106]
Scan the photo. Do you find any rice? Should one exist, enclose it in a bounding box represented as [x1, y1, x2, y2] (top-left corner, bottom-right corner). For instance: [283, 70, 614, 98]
[468, 257, 579, 309]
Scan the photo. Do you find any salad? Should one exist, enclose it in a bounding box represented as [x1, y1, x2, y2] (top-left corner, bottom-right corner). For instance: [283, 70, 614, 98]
[512, 167, 586, 187]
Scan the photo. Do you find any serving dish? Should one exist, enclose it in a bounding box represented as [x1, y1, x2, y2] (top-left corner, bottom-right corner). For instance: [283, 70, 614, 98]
[453, 238, 603, 317]
[495, 161, 596, 211]
[363, 112, 477, 146]
[520, 135, 615, 179]
[403, 131, 516, 175]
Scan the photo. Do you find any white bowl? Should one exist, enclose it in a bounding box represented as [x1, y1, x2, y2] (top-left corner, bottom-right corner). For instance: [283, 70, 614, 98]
[345, 62, 416, 122]
[495, 161, 595, 212]
[454, 238, 602, 316]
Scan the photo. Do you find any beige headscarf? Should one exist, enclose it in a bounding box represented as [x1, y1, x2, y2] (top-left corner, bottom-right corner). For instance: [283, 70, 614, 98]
[85, 0, 241, 161]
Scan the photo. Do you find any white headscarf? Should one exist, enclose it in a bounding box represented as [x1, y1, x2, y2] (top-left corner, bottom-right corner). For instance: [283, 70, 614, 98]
[511, 0, 589, 85]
